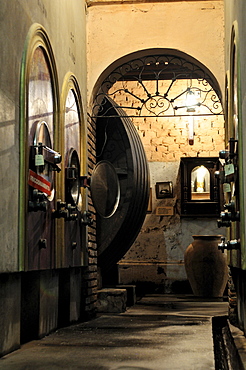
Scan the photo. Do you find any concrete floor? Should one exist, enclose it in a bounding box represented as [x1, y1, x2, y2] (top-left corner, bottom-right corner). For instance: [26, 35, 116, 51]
[0, 295, 229, 370]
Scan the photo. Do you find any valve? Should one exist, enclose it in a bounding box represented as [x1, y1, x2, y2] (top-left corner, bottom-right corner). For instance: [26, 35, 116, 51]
[81, 211, 93, 226]
[43, 145, 62, 166]
[28, 189, 48, 212]
[218, 237, 240, 253]
[222, 210, 239, 223]
[217, 218, 231, 228]
[217, 211, 231, 228]
[31, 143, 62, 172]
[52, 200, 79, 221]
[53, 200, 69, 219]
[224, 201, 235, 212]
[219, 149, 230, 161]
[66, 204, 78, 221]
[224, 202, 240, 221]
[217, 203, 240, 228]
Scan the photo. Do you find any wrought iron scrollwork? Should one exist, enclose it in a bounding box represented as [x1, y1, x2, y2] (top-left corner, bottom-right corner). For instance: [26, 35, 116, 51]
[92, 54, 223, 118]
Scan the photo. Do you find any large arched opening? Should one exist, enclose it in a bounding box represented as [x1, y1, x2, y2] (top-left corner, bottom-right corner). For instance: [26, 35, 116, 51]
[89, 48, 225, 291]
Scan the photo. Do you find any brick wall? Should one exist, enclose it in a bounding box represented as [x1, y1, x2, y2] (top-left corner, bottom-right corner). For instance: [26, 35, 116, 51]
[82, 116, 98, 318]
[110, 80, 225, 160]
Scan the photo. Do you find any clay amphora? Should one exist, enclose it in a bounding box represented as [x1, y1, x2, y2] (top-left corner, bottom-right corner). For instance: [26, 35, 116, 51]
[184, 235, 228, 297]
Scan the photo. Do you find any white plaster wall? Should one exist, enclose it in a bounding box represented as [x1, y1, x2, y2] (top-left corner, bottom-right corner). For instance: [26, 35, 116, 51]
[86, 0, 225, 102]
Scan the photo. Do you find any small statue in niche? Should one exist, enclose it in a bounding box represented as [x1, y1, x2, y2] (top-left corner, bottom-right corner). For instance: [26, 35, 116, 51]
[191, 165, 210, 200]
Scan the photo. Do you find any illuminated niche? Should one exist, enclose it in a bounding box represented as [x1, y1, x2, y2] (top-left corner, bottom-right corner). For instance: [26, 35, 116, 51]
[181, 157, 221, 217]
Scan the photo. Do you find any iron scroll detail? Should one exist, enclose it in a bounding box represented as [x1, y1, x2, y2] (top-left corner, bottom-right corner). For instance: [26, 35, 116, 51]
[92, 54, 223, 119]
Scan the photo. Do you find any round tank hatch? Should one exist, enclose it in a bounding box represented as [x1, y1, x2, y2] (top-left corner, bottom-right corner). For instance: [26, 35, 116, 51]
[90, 160, 120, 218]
[66, 148, 80, 206]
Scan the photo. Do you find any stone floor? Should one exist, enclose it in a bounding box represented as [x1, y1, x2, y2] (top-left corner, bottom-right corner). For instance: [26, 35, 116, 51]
[0, 295, 231, 370]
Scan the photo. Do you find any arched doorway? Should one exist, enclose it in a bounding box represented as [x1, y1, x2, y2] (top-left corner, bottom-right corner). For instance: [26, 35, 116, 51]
[89, 49, 224, 290]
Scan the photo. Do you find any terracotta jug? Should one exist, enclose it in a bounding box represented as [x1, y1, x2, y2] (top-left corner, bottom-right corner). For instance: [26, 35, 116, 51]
[184, 235, 228, 297]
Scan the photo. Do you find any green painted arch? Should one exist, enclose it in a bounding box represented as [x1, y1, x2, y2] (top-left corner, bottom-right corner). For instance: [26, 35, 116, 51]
[230, 22, 246, 270]
[19, 23, 59, 270]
